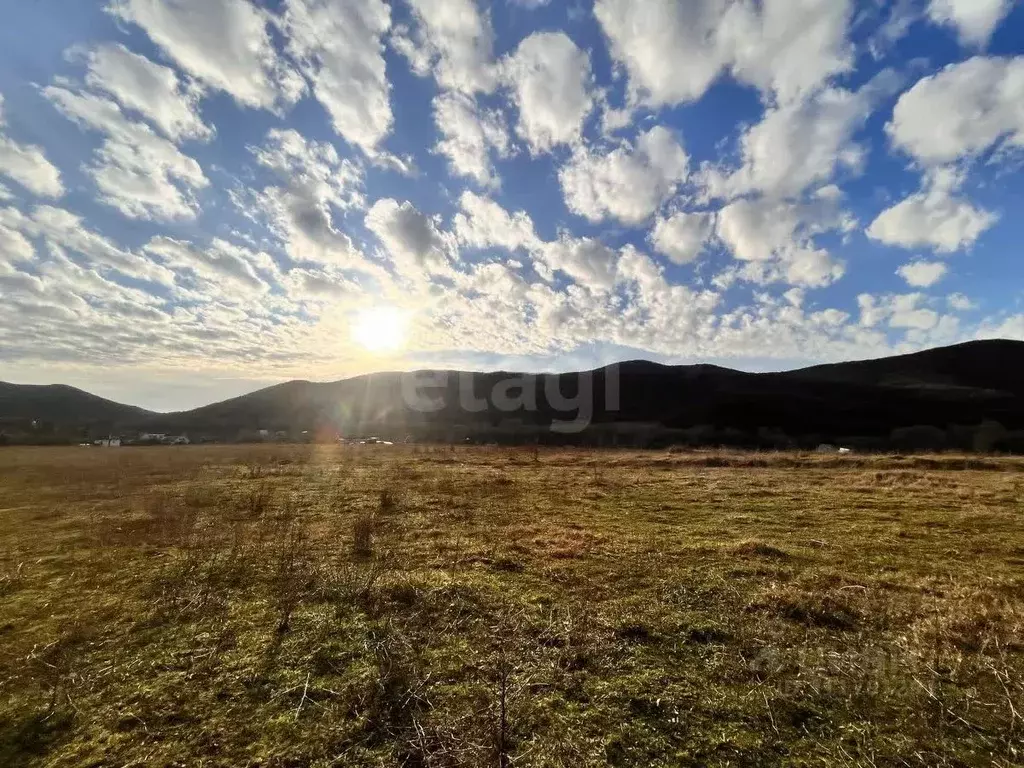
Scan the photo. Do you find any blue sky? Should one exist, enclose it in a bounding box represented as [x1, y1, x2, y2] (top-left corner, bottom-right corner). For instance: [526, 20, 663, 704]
[1, 0, 1023, 411]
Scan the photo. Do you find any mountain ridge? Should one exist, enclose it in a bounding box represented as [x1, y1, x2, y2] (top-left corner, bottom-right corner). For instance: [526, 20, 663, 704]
[3, 339, 1024, 447]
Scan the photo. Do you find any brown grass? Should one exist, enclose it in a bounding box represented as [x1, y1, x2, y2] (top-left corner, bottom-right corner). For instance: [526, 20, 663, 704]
[0, 444, 1022, 766]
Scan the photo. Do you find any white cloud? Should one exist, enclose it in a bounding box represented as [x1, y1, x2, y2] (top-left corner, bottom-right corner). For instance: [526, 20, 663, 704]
[719, 0, 855, 104]
[859, 292, 939, 331]
[927, 0, 1015, 46]
[704, 71, 900, 200]
[867, 168, 997, 253]
[649, 212, 716, 265]
[559, 125, 688, 225]
[45, 86, 208, 221]
[0, 95, 65, 198]
[948, 292, 977, 311]
[239, 129, 371, 272]
[781, 246, 846, 289]
[594, 0, 729, 107]
[108, 0, 304, 111]
[251, 128, 363, 211]
[887, 56, 1024, 166]
[433, 91, 510, 188]
[395, 0, 497, 94]
[83, 43, 211, 141]
[284, 0, 393, 154]
[897, 260, 948, 288]
[714, 195, 847, 287]
[594, 0, 853, 107]
[976, 313, 1024, 341]
[0, 223, 36, 265]
[452, 191, 541, 254]
[145, 236, 272, 297]
[1, 204, 174, 285]
[365, 198, 455, 277]
[540, 233, 620, 292]
[502, 31, 594, 154]
[866, 0, 922, 59]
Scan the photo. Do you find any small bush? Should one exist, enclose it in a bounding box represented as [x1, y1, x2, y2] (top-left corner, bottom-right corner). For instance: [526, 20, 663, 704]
[352, 514, 374, 557]
[733, 540, 793, 561]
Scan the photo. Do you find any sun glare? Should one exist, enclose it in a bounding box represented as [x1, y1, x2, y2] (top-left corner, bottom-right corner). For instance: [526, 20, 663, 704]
[351, 306, 409, 354]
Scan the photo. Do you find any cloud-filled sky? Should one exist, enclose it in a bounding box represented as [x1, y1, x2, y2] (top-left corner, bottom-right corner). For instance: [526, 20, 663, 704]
[1, 0, 1023, 411]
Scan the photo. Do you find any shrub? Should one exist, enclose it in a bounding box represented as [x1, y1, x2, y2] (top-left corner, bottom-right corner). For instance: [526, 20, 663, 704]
[352, 514, 374, 557]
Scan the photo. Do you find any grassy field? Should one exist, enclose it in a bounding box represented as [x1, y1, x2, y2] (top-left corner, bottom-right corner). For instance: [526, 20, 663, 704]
[1, 445, 1022, 767]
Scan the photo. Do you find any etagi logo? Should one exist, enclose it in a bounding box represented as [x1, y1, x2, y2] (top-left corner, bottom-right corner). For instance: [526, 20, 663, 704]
[400, 367, 621, 434]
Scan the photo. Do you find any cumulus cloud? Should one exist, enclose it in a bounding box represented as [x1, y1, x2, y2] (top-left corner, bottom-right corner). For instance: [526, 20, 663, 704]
[145, 236, 273, 297]
[284, 0, 393, 154]
[83, 43, 211, 141]
[502, 31, 594, 154]
[719, 0, 855, 104]
[433, 92, 510, 188]
[251, 128, 364, 211]
[452, 191, 541, 254]
[0, 95, 65, 198]
[714, 194, 848, 287]
[887, 56, 1024, 166]
[947, 292, 977, 311]
[45, 86, 208, 221]
[240, 129, 370, 272]
[927, 0, 1015, 46]
[859, 292, 940, 331]
[107, 0, 304, 111]
[867, 169, 997, 253]
[540, 234, 620, 292]
[0, 222, 36, 266]
[595, 0, 853, 107]
[594, 0, 728, 107]
[649, 212, 716, 265]
[393, 0, 497, 94]
[559, 125, 688, 225]
[897, 260, 948, 288]
[0, 204, 173, 285]
[704, 71, 901, 200]
[365, 198, 455, 277]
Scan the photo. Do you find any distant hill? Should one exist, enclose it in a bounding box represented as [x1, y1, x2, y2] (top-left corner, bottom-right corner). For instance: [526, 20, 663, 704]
[4, 340, 1024, 449]
[137, 339, 1024, 447]
[793, 339, 1024, 394]
[0, 382, 155, 441]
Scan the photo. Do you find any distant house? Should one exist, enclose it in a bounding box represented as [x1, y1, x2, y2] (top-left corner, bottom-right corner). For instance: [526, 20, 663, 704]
[140, 432, 167, 442]
[816, 444, 838, 453]
[162, 435, 190, 445]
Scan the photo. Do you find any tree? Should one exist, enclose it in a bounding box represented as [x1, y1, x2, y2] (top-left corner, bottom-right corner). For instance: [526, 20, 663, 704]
[972, 420, 1007, 453]
[890, 425, 948, 453]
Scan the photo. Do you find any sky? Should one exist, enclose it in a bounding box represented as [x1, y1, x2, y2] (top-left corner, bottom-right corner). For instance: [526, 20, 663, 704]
[1, 0, 1023, 412]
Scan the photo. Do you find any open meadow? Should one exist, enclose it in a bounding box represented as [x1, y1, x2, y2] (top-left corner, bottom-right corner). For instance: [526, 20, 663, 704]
[1, 445, 1022, 767]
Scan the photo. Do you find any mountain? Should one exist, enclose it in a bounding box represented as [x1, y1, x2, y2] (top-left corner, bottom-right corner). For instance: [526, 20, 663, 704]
[4, 340, 1024, 448]
[138, 339, 1024, 446]
[793, 339, 1024, 394]
[0, 382, 155, 440]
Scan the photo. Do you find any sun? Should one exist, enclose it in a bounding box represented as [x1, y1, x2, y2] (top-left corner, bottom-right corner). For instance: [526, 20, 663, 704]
[351, 306, 409, 354]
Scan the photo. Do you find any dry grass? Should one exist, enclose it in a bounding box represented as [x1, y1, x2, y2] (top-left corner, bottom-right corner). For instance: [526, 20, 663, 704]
[0, 444, 1022, 766]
